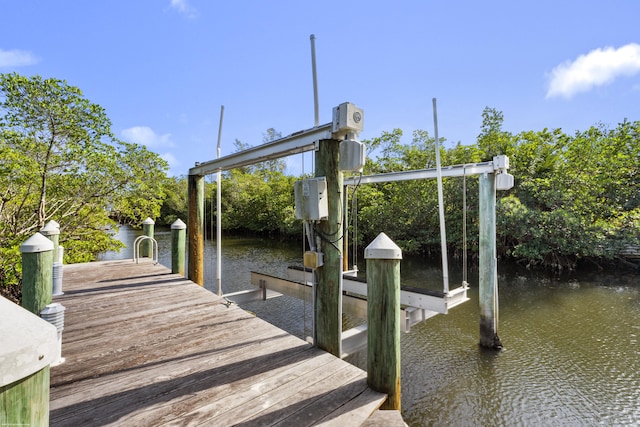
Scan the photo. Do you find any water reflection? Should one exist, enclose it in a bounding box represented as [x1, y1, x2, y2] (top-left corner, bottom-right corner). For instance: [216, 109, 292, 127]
[99, 227, 639, 426]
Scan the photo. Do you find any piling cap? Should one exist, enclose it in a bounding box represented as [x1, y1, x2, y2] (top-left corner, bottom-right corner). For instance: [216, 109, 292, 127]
[40, 302, 66, 316]
[171, 218, 187, 230]
[21, 233, 54, 253]
[142, 217, 155, 225]
[0, 296, 58, 387]
[364, 232, 402, 260]
[40, 220, 60, 236]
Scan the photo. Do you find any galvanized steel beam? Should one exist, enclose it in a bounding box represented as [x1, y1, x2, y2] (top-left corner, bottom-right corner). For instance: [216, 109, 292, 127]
[188, 123, 332, 176]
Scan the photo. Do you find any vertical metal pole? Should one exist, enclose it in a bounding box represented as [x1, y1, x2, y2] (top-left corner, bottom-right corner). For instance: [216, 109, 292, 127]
[343, 187, 349, 271]
[216, 105, 224, 296]
[432, 98, 449, 293]
[479, 172, 502, 349]
[310, 34, 320, 127]
[188, 174, 205, 286]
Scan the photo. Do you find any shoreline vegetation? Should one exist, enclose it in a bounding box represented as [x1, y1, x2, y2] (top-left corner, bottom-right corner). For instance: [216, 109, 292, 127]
[2, 73, 639, 304]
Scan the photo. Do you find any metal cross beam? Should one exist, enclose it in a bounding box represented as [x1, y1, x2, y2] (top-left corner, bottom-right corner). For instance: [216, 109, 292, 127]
[343, 156, 510, 186]
[189, 123, 332, 176]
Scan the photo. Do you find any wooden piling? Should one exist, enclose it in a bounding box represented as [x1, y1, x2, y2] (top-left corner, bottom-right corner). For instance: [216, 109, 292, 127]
[142, 217, 155, 258]
[478, 173, 502, 349]
[188, 174, 205, 286]
[314, 138, 343, 357]
[40, 220, 60, 263]
[365, 232, 402, 410]
[20, 233, 54, 315]
[171, 219, 187, 276]
[0, 297, 58, 427]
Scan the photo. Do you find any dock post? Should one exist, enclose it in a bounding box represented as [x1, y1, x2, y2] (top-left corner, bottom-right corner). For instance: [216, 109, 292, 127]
[142, 217, 155, 258]
[171, 219, 187, 276]
[314, 138, 343, 357]
[188, 174, 205, 286]
[39, 220, 60, 262]
[0, 297, 58, 427]
[478, 172, 502, 349]
[20, 233, 54, 315]
[365, 232, 402, 410]
[40, 220, 64, 295]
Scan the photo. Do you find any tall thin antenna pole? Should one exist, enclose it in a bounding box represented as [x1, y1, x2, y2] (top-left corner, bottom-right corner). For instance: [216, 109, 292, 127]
[310, 34, 320, 127]
[432, 98, 449, 293]
[216, 105, 224, 296]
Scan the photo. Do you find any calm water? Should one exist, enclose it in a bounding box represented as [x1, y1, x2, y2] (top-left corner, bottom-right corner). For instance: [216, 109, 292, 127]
[100, 226, 639, 426]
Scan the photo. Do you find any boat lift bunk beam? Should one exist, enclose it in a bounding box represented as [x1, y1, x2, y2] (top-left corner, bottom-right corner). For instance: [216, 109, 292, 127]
[343, 155, 511, 186]
[189, 123, 333, 177]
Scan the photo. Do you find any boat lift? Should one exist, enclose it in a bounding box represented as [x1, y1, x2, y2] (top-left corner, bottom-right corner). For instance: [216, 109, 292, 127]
[206, 147, 513, 356]
[188, 39, 512, 357]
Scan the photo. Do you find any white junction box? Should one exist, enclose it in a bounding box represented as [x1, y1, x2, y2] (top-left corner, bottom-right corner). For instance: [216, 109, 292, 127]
[332, 102, 364, 139]
[294, 177, 328, 221]
[339, 139, 366, 172]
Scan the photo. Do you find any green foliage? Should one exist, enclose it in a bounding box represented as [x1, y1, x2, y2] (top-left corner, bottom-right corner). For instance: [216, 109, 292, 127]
[351, 109, 639, 269]
[221, 169, 298, 236]
[492, 115, 640, 269]
[0, 73, 168, 286]
[156, 111, 638, 271]
[159, 176, 188, 225]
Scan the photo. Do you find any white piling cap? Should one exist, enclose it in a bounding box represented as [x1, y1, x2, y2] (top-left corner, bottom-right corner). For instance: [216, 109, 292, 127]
[171, 218, 187, 230]
[40, 221, 60, 236]
[364, 232, 402, 260]
[0, 296, 58, 387]
[21, 233, 54, 253]
[142, 217, 155, 225]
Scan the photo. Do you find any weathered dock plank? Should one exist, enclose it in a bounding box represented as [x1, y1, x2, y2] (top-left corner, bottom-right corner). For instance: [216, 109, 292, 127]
[50, 260, 387, 426]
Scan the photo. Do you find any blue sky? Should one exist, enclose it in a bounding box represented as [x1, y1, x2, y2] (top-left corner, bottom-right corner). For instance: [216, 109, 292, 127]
[2, 0, 639, 176]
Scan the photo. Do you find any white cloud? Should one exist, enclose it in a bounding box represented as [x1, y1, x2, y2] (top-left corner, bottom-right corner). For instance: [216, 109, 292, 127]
[0, 48, 39, 68]
[122, 126, 182, 175]
[121, 126, 174, 148]
[160, 152, 181, 176]
[546, 43, 640, 99]
[169, 0, 198, 18]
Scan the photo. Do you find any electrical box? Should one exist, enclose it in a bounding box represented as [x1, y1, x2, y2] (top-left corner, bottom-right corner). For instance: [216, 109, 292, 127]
[294, 177, 328, 221]
[332, 102, 364, 139]
[493, 155, 509, 170]
[304, 251, 323, 269]
[339, 139, 366, 172]
[496, 172, 515, 190]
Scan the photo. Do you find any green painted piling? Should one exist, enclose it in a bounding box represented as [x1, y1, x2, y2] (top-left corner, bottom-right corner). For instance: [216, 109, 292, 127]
[171, 219, 187, 276]
[314, 138, 343, 357]
[0, 367, 50, 426]
[478, 172, 502, 349]
[142, 217, 155, 258]
[20, 233, 54, 315]
[365, 232, 402, 410]
[1, 295, 58, 427]
[40, 220, 60, 263]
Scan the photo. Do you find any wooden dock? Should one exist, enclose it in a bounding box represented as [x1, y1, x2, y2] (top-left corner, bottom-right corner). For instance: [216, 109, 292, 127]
[50, 260, 404, 426]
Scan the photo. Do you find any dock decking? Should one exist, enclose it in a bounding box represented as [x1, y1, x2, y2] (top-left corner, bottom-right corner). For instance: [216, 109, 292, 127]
[50, 260, 391, 426]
